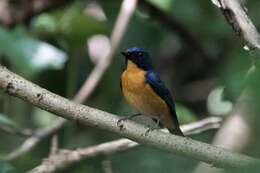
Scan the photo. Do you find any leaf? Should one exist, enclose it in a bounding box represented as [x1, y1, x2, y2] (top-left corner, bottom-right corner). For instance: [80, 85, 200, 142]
[32, 109, 56, 128]
[221, 49, 251, 100]
[0, 27, 68, 78]
[87, 34, 110, 64]
[207, 86, 233, 116]
[59, 1, 106, 46]
[31, 13, 58, 34]
[176, 104, 197, 124]
[0, 161, 17, 173]
[148, 0, 173, 12]
[0, 113, 17, 128]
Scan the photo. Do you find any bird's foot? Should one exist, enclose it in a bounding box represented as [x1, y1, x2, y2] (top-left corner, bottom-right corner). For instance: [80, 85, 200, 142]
[145, 126, 161, 136]
[117, 113, 142, 127]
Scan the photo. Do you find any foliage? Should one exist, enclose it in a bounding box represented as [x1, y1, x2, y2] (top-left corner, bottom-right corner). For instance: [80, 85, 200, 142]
[0, 0, 260, 172]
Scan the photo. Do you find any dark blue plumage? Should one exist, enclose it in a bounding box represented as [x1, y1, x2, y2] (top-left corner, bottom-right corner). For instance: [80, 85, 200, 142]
[127, 47, 145, 52]
[121, 47, 184, 136]
[122, 47, 153, 70]
[145, 71, 176, 116]
[145, 70, 182, 135]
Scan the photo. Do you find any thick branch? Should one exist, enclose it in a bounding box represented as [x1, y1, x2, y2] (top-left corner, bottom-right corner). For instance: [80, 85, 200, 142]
[212, 0, 260, 50]
[1, 0, 137, 161]
[0, 66, 259, 169]
[28, 117, 222, 173]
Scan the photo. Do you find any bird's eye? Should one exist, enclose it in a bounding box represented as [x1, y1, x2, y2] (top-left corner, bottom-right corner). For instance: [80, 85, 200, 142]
[138, 52, 143, 57]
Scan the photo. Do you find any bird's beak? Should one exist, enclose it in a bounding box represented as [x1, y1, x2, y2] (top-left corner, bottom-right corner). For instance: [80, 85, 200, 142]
[121, 51, 127, 57]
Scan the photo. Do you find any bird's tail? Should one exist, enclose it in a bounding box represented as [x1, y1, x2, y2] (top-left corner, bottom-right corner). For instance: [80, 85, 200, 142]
[168, 127, 184, 136]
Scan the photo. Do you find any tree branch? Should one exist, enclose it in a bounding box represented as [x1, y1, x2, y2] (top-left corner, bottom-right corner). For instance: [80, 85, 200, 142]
[190, 2, 260, 171]
[0, 66, 259, 170]
[212, 0, 260, 50]
[27, 117, 222, 173]
[1, 118, 66, 161]
[0, 124, 33, 137]
[0, 0, 137, 161]
[73, 0, 138, 102]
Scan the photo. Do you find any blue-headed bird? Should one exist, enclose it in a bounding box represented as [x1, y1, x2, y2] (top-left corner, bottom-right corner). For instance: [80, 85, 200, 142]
[120, 47, 184, 136]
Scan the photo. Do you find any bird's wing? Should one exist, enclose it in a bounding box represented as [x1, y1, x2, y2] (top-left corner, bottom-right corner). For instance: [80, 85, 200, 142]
[145, 71, 179, 122]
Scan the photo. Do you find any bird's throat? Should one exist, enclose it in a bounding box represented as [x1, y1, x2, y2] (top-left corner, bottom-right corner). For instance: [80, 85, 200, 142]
[126, 60, 139, 71]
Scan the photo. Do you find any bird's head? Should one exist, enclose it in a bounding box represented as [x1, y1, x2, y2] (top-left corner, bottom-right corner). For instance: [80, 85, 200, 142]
[121, 47, 153, 70]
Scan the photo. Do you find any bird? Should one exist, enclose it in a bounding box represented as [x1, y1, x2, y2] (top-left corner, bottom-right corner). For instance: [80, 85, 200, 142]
[120, 47, 184, 136]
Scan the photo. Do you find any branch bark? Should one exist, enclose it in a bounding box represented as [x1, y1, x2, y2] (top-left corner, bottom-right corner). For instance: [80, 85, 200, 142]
[193, 91, 253, 173]
[1, 117, 66, 161]
[0, 66, 259, 170]
[212, 0, 260, 50]
[192, 2, 260, 172]
[27, 117, 222, 173]
[1, 0, 137, 161]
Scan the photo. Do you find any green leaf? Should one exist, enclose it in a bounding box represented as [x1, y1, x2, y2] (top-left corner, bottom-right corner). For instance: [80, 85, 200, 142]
[207, 86, 233, 116]
[0, 27, 68, 78]
[32, 109, 56, 128]
[0, 113, 17, 128]
[221, 49, 251, 101]
[0, 161, 18, 173]
[31, 13, 58, 34]
[59, 1, 106, 46]
[176, 104, 197, 124]
[148, 0, 173, 12]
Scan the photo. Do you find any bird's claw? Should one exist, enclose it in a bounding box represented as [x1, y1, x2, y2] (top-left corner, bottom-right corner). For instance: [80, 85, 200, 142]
[117, 117, 128, 128]
[117, 113, 142, 127]
[144, 126, 161, 136]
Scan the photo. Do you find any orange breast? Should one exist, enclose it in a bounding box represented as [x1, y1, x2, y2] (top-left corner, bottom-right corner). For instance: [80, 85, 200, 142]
[121, 61, 175, 129]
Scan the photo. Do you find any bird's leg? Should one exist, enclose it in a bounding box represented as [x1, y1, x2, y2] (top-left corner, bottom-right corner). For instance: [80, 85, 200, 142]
[117, 113, 142, 126]
[145, 117, 162, 136]
[152, 118, 164, 128]
[153, 118, 160, 127]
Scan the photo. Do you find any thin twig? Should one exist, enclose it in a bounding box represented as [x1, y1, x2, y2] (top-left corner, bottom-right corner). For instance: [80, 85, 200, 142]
[192, 1, 260, 172]
[1, 118, 66, 161]
[0, 125, 33, 137]
[0, 66, 259, 170]
[27, 117, 222, 173]
[49, 135, 59, 156]
[0, 0, 138, 161]
[193, 92, 253, 173]
[73, 0, 138, 102]
[181, 116, 222, 135]
[102, 159, 113, 173]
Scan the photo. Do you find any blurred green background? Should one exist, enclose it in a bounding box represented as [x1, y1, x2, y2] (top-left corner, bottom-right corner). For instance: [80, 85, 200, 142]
[0, 0, 260, 172]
